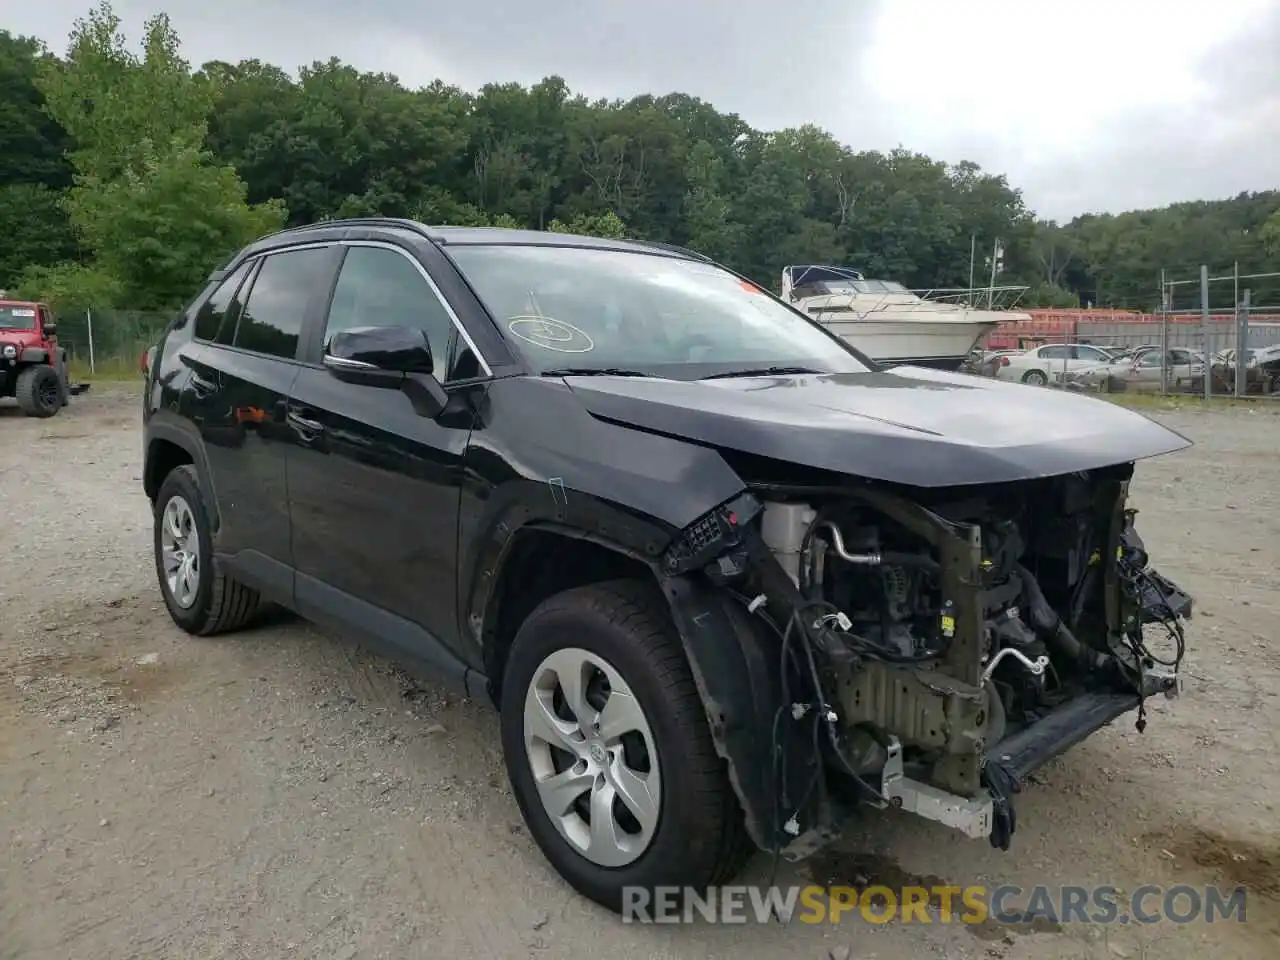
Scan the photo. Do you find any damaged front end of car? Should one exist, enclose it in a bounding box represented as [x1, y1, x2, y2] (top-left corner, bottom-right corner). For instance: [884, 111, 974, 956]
[657, 463, 1192, 861]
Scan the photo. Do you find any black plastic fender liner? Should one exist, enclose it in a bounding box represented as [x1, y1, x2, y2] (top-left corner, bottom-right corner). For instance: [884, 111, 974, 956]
[659, 574, 822, 855]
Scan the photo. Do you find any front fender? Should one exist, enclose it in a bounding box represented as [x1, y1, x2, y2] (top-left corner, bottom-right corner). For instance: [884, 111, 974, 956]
[458, 375, 747, 653]
[20, 348, 48, 364]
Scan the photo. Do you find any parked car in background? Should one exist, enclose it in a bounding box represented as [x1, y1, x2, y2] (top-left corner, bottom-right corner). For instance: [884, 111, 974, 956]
[1212, 345, 1280, 393]
[994, 342, 1129, 385]
[1069, 346, 1206, 390]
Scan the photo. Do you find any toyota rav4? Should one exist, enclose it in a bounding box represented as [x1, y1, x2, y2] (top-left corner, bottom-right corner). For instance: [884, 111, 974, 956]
[141, 219, 1193, 914]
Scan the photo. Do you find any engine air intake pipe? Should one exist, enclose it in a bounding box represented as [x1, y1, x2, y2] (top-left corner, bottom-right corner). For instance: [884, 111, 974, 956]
[1014, 562, 1108, 671]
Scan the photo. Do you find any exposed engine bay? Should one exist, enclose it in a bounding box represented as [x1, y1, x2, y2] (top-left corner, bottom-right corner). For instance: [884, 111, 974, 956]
[663, 462, 1193, 857]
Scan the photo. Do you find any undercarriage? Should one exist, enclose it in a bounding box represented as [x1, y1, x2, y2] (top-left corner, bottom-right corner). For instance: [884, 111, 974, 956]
[661, 462, 1192, 857]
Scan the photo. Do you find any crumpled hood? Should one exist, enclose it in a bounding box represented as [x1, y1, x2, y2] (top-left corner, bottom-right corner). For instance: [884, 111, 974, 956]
[563, 366, 1192, 487]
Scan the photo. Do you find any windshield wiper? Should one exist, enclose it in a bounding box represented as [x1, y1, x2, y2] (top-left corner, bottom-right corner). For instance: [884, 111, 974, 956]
[541, 367, 651, 378]
[700, 365, 823, 380]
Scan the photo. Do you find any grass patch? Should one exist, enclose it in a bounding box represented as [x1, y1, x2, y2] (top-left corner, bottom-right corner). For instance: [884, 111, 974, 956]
[1104, 390, 1275, 412]
[68, 355, 145, 382]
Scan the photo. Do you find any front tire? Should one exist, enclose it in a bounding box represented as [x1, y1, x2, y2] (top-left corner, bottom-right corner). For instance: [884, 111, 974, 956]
[500, 580, 752, 914]
[153, 465, 262, 635]
[15, 365, 62, 417]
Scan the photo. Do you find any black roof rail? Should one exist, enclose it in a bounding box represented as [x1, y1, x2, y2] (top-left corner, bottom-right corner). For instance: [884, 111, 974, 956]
[252, 217, 713, 262]
[626, 239, 713, 262]
[275, 217, 437, 241]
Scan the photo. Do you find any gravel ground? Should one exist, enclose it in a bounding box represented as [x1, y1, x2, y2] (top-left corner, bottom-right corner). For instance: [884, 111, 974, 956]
[1, 385, 1277, 960]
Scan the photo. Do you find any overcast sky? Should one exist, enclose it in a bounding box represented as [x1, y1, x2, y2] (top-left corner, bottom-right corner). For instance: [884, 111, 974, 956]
[8, 0, 1279, 221]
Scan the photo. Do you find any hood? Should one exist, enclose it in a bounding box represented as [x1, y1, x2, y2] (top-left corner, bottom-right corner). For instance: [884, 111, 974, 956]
[0, 329, 41, 346]
[564, 367, 1192, 488]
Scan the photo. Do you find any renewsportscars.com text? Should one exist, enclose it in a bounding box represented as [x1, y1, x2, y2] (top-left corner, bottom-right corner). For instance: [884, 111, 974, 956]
[621, 884, 1249, 926]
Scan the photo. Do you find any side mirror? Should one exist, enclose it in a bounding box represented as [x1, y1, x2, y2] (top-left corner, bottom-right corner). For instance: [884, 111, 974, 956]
[323, 326, 448, 419]
[43, 322, 57, 336]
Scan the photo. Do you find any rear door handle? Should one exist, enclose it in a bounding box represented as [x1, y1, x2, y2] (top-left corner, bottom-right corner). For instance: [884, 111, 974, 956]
[188, 371, 217, 398]
[287, 406, 326, 438]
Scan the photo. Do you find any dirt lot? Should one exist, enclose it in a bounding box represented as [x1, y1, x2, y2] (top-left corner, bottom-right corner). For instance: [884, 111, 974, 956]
[1, 385, 1277, 960]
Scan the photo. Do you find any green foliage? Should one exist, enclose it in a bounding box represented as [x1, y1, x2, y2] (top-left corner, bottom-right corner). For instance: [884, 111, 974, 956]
[4, 2, 1278, 316]
[0, 183, 78, 284]
[35, 2, 213, 180]
[1024, 282, 1080, 309]
[14, 260, 123, 310]
[547, 211, 626, 238]
[20, 2, 282, 310]
[67, 142, 284, 309]
[1262, 209, 1280, 258]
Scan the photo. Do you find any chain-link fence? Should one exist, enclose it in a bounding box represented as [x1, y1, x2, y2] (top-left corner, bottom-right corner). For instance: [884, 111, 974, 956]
[1159, 267, 1280, 398]
[55, 308, 175, 378]
[967, 265, 1280, 398]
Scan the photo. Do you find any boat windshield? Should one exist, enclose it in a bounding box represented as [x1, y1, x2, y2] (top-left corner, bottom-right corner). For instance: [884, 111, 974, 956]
[795, 279, 913, 297]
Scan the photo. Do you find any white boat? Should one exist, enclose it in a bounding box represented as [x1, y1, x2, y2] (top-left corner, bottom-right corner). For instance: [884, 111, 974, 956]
[781, 265, 1031, 370]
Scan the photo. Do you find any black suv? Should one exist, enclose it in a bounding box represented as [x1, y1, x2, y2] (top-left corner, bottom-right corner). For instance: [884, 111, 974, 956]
[142, 219, 1193, 914]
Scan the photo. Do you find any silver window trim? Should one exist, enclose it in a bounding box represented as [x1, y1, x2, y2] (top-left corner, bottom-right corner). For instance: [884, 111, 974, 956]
[324, 354, 379, 371]
[215, 242, 336, 352]
[337, 240, 493, 378]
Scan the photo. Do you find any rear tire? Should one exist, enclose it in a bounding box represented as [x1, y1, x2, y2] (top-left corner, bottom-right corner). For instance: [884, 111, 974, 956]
[1021, 369, 1048, 386]
[15, 365, 62, 417]
[499, 579, 753, 915]
[154, 465, 263, 636]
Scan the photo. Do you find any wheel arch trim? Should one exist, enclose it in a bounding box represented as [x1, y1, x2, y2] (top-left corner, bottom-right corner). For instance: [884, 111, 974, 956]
[144, 417, 222, 534]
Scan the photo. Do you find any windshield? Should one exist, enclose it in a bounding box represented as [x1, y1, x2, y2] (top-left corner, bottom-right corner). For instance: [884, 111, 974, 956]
[0, 305, 37, 329]
[446, 245, 875, 377]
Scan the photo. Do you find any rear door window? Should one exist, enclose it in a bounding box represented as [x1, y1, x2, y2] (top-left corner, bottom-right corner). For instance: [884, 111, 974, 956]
[232, 247, 332, 360]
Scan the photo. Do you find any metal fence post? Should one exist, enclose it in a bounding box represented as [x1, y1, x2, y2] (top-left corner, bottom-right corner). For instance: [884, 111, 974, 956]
[1159, 271, 1169, 394]
[1201, 265, 1210, 400]
[86, 308, 96, 375]
[1236, 289, 1250, 398]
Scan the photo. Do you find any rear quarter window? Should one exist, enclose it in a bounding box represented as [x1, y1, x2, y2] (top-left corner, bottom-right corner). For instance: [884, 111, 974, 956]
[194, 261, 255, 342]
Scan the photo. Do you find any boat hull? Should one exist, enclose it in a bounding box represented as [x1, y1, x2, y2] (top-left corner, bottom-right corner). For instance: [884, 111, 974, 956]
[819, 318, 999, 371]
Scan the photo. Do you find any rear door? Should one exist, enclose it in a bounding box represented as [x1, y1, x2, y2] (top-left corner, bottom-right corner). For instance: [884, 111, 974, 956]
[285, 240, 488, 673]
[180, 243, 340, 595]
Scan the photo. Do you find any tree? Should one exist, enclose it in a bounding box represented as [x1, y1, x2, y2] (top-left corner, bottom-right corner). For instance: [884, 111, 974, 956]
[0, 31, 74, 188]
[25, 1, 282, 309]
[1262, 209, 1280, 258]
[0, 183, 77, 285]
[5, 1, 1278, 314]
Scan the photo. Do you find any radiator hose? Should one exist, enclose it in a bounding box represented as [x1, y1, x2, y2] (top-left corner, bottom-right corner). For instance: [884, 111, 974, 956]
[1014, 562, 1108, 671]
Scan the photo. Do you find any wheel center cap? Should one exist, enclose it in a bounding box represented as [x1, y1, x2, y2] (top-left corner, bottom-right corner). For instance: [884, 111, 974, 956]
[588, 743, 607, 765]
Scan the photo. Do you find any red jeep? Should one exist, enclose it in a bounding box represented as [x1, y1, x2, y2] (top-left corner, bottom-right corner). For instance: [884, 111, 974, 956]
[0, 300, 89, 417]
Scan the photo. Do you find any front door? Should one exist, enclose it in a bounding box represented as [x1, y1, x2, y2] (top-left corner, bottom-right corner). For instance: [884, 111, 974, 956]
[286, 241, 479, 668]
